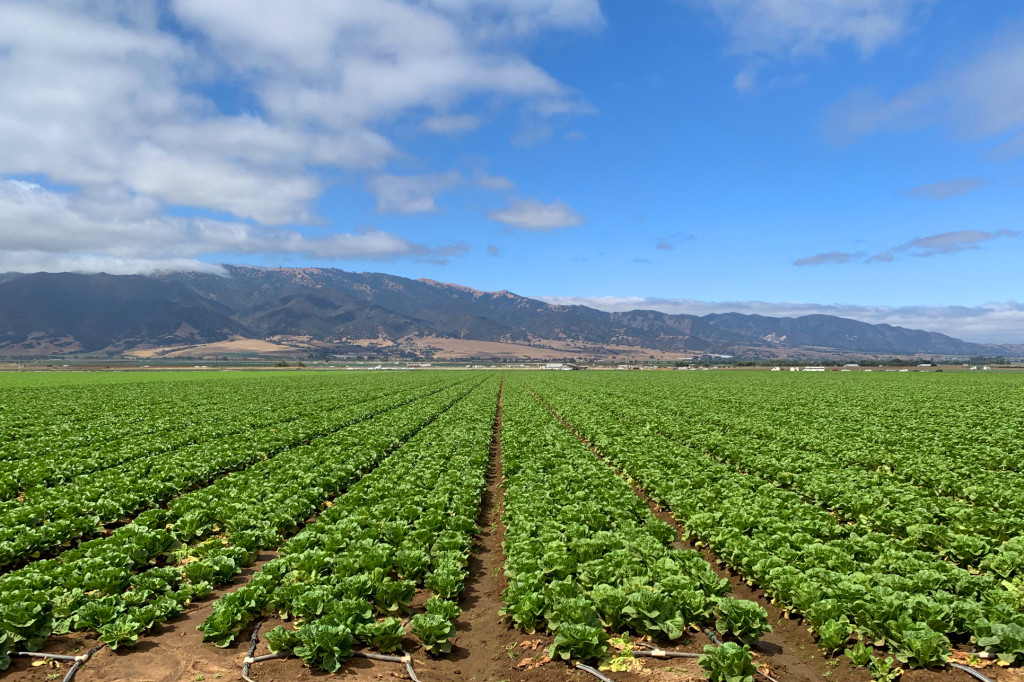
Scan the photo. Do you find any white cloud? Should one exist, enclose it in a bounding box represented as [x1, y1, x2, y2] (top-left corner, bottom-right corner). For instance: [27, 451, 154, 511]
[172, 0, 594, 129]
[423, 114, 483, 134]
[0, 253, 228, 277]
[828, 34, 1024, 154]
[698, 0, 932, 57]
[474, 170, 516, 191]
[538, 294, 1024, 344]
[698, 0, 931, 91]
[794, 251, 861, 266]
[794, 230, 1019, 267]
[0, 180, 463, 270]
[368, 172, 463, 214]
[905, 178, 984, 200]
[732, 64, 759, 92]
[0, 1, 599, 265]
[868, 229, 1019, 263]
[486, 198, 585, 230]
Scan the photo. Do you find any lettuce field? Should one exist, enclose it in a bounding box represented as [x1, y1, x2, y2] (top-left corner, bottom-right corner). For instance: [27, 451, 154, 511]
[2, 369, 1023, 682]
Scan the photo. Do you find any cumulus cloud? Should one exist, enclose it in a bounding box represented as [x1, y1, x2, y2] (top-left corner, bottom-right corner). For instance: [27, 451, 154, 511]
[794, 251, 861, 266]
[486, 198, 585, 230]
[656, 240, 675, 251]
[0, 180, 464, 272]
[368, 172, 462, 214]
[172, 0, 596, 129]
[0, 1, 600, 271]
[827, 33, 1024, 154]
[538, 294, 1024, 344]
[868, 229, 1019, 262]
[906, 178, 984, 200]
[487, 245, 501, 257]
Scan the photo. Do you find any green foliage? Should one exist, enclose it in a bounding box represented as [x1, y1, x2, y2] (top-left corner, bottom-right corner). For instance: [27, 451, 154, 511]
[714, 599, 772, 645]
[358, 617, 406, 653]
[972, 620, 1024, 664]
[98, 615, 145, 650]
[816, 618, 852, 654]
[844, 640, 873, 667]
[410, 613, 456, 655]
[0, 631, 11, 671]
[293, 622, 354, 673]
[264, 626, 302, 654]
[698, 643, 757, 682]
[868, 656, 902, 682]
[892, 623, 949, 668]
[424, 597, 461, 621]
[546, 623, 608, 661]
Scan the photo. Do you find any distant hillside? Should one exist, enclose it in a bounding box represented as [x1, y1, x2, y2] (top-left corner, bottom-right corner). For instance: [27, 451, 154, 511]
[0, 267, 1012, 359]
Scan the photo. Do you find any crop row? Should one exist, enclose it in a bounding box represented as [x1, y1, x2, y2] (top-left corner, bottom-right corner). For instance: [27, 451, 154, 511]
[0, 378, 456, 569]
[0, 375, 485, 663]
[524, 375, 1024, 667]
[499, 381, 772, 663]
[0, 374, 255, 459]
[0, 375, 437, 499]
[195, 375, 500, 669]
[606, 373, 1024, 506]
[572, 379, 1022, 574]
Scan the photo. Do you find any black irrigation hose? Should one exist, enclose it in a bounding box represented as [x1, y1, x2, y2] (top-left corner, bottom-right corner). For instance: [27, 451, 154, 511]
[575, 661, 615, 681]
[61, 644, 105, 682]
[11, 642, 106, 675]
[950, 662, 994, 682]
[241, 620, 263, 682]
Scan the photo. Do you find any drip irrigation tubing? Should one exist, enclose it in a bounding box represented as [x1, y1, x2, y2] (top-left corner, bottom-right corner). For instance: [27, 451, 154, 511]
[575, 662, 615, 681]
[238, 622, 421, 681]
[61, 645, 105, 682]
[13, 652, 86, 662]
[12, 643, 105, 682]
[241, 620, 263, 682]
[950, 662, 994, 682]
[576, 641, 784, 682]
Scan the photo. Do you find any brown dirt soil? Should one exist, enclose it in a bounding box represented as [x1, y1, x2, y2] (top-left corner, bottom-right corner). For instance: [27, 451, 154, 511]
[130, 338, 300, 358]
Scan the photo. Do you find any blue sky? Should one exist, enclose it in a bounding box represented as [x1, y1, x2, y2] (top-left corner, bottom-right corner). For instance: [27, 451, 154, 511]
[0, 1, 1022, 342]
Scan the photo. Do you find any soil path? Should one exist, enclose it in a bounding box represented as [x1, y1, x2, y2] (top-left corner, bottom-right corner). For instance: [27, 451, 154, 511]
[413, 374, 524, 681]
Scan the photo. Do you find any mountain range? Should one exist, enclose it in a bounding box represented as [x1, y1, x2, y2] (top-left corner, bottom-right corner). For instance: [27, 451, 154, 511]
[0, 266, 1015, 360]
